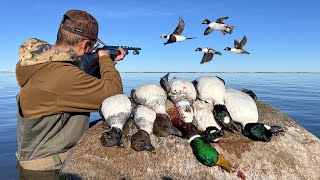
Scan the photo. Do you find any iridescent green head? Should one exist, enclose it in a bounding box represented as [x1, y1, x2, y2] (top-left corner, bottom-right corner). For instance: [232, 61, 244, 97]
[243, 123, 283, 142]
[189, 136, 218, 167]
[189, 136, 234, 172]
[213, 104, 238, 132]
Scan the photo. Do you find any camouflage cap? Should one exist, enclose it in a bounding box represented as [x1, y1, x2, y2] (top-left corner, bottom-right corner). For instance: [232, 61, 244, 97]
[60, 10, 99, 41]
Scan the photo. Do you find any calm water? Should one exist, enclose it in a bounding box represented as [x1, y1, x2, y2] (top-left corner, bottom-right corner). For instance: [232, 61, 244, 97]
[0, 72, 319, 179]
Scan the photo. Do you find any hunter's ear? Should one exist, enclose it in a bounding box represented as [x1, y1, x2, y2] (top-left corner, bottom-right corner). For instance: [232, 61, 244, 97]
[78, 39, 90, 53]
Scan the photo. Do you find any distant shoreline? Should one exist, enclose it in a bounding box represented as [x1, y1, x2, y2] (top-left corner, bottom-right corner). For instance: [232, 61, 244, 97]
[1, 71, 319, 74]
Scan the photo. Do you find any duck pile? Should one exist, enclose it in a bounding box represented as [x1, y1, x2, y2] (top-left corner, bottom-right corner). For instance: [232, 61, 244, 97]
[99, 73, 284, 173]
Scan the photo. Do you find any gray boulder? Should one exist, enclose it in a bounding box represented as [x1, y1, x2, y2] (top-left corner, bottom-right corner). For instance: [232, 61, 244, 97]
[60, 101, 320, 180]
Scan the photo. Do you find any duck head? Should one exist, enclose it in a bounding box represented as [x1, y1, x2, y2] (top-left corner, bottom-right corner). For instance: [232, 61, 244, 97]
[202, 19, 211, 24]
[224, 47, 231, 51]
[131, 129, 156, 153]
[160, 34, 168, 39]
[189, 136, 233, 172]
[195, 48, 202, 51]
[153, 114, 182, 137]
[213, 104, 238, 132]
[100, 127, 123, 147]
[243, 123, 283, 142]
[240, 88, 257, 101]
[200, 126, 224, 143]
[176, 100, 196, 125]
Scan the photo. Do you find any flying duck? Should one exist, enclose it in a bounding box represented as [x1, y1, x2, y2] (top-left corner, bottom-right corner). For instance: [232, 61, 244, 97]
[195, 47, 222, 64]
[224, 35, 250, 54]
[99, 94, 132, 147]
[202, 16, 235, 35]
[160, 17, 196, 45]
[224, 87, 283, 142]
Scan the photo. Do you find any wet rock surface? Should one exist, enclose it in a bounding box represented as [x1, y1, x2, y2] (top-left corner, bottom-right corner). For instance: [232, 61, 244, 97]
[60, 101, 320, 180]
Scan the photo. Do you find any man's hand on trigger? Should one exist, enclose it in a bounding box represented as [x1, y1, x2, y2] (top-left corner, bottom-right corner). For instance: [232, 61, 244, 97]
[114, 47, 126, 62]
[98, 49, 110, 58]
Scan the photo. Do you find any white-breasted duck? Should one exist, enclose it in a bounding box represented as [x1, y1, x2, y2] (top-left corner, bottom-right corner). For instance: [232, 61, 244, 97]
[131, 105, 157, 152]
[224, 35, 250, 54]
[160, 73, 197, 125]
[224, 87, 283, 142]
[99, 94, 132, 147]
[195, 47, 222, 64]
[202, 16, 235, 35]
[131, 83, 182, 137]
[193, 99, 225, 143]
[160, 17, 196, 45]
[192, 76, 238, 132]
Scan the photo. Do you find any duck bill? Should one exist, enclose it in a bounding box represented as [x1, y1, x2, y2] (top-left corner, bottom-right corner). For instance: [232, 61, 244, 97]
[225, 121, 238, 132]
[116, 138, 123, 148]
[166, 126, 183, 137]
[270, 125, 283, 133]
[216, 155, 234, 173]
[144, 144, 156, 153]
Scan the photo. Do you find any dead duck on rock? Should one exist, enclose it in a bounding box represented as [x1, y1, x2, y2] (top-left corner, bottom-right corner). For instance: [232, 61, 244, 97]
[172, 114, 232, 172]
[131, 83, 182, 137]
[165, 100, 231, 171]
[160, 73, 197, 125]
[193, 76, 238, 132]
[224, 87, 283, 142]
[99, 94, 132, 147]
[131, 105, 157, 153]
[193, 99, 225, 143]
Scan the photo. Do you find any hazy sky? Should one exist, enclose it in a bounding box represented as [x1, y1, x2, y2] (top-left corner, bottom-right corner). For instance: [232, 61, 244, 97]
[1, 0, 319, 72]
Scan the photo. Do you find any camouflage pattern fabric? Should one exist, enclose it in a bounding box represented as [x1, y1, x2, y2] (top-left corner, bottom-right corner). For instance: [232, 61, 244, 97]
[18, 38, 76, 66]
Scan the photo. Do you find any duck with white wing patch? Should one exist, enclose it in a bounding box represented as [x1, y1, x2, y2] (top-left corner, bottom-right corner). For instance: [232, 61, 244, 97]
[224, 35, 250, 54]
[195, 47, 222, 64]
[160, 17, 196, 45]
[202, 16, 235, 36]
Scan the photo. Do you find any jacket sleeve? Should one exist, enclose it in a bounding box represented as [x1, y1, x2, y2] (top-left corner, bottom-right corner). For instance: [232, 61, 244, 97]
[57, 55, 123, 112]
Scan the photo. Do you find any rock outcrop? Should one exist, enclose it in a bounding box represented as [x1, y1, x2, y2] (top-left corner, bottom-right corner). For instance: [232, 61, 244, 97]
[60, 101, 320, 180]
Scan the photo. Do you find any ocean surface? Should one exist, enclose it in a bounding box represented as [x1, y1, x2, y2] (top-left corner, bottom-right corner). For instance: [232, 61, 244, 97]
[0, 72, 319, 179]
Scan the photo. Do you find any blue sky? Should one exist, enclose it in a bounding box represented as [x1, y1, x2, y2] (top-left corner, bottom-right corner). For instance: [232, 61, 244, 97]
[0, 0, 319, 72]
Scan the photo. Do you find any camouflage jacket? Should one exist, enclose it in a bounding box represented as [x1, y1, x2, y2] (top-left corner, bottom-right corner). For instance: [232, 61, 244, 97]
[16, 38, 123, 118]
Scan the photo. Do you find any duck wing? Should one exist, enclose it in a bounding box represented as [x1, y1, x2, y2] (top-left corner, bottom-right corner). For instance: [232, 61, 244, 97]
[204, 27, 214, 35]
[239, 35, 247, 49]
[200, 53, 214, 64]
[172, 17, 185, 35]
[234, 39, 240, 49]
[216, 16, 229, 24]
